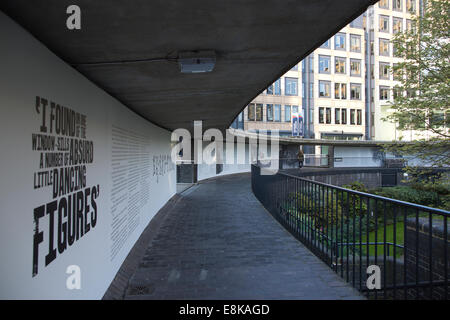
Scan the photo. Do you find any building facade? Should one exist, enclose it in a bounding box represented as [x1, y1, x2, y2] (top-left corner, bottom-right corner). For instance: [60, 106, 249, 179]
[232, 0, 420, 145]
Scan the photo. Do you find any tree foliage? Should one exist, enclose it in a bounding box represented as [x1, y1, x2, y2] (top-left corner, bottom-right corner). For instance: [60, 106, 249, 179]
[383, 0, 450, 169]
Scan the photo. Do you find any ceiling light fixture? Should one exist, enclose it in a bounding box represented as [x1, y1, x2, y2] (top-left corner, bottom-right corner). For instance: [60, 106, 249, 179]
[178, 50, 216, 73]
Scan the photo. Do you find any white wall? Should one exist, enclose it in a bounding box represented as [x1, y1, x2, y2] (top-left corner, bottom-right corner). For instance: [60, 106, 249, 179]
[197, 140, 251, 181]
[0, 13, 176, 299]
[334, 146, 382, 167]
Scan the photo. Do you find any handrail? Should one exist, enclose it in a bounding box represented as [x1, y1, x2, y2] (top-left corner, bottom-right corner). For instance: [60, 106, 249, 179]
[276, 167, 450, 216]
[251, 164, 449, 300]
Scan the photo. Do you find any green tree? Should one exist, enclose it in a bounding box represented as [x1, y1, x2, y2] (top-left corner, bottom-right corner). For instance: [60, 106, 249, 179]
[383, 0, 450, 170]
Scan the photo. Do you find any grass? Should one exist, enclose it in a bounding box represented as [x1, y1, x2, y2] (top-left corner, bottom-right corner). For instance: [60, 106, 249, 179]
[365, 222, 405, 258]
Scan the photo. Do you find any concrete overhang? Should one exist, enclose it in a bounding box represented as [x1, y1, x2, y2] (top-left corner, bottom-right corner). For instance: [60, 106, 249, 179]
[1, 0, 377, 133]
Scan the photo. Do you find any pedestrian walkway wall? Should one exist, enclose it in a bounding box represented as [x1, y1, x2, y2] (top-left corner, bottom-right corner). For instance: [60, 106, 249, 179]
[0, 12, 176, 299]
[197, 141, 251, 181]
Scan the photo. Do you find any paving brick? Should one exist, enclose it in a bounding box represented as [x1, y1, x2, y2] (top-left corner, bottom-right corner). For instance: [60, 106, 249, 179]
[114, 173, 364, 300]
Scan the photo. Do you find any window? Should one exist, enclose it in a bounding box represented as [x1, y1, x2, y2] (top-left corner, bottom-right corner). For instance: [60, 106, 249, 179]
[357, 110, 362, 125]
[319, 107, 324, 124]
[406, 19, 415, 33]
[393, 63, 402, 81]
[393, 45, 401, 57]
[379, 62, 390, 79]
[292, 106, 298, 114]
[274, 104, 281, 121]
[334, 83, 347, 99]
[393, 0, 403, 11]
[248, 104, 255, 121]
[379, 0, 389, 9]
[284, 105, 291, 122]
[379, 38, 390, 56]
[285, 77, 298, 96]
[350, 59, 361, 76]
[350, 34, 361, 52]
[380, 86, 390, 100]
[393, 17, 403, 34]
[335, 33, 346, 50]
[319, 81, 331, 98]
[326, 108, 332, 124]
[341, 109, 347, 124]
[407, 0, 416, 13]
[274, 79, 281, 95]
[379, 15, 390, 32]
[335, 57, 346, 74]
[266, 84, 273, 95]
[291, 64, 298, 71]
[320, 39, 330, 49]
[335, 108, 341, 124]
[319, 55, 331, 73]
[256, 104, 263, 121]
[393, 87, 402, 99]
[350, 83, 362, 100]
[266, 104, 273, 121]
[309, 83, 314, 98]
[350, 109, 356, 125]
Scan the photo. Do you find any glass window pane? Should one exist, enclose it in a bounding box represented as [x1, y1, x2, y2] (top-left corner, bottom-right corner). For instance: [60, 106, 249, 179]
[342, 109, 347, 124]
[256, 104, 263, 121]
[266, 104, 273, 121]
[319, 55, 331, 73]
[379, 38, 390, 56]
[274, 104, 281, 121]
[326, 108, 331, 124]
[379, 15, 390, 32]
[379, 0, 389, 9]
[350, 34, 361, 52]
[393, 17, 403, 34]
[335, 108, 341, 124]
[334, 33, 346, 50]
[248, 104, 255, 121]
[319, 81, 331, 98]
[350, 59, 361, 76]
[274, 79, 281, 95]
[285, 105, 291, 122]
[285, 77, 298, 96]
[351, 83, 361, 100]
[335, 57, 346, 74]
[393, 0, 403, 11]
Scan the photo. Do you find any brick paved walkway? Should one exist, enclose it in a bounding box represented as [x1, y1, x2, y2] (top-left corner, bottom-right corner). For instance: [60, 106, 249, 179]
[123, 173, 364, 299]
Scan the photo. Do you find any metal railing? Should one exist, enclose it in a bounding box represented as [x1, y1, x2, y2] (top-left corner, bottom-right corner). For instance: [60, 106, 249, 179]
[251, 164, 449, 300]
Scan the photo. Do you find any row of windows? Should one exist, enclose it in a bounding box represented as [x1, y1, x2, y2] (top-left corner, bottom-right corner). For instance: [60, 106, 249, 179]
[379, 15, 414, 34]
[379, 0, 417, 13]
[318, 107, 363, 125]
[266, 78, 298, 96]
[369, 38, 404, 58]
[320, 33, 362, 52]
[247, 104, 299, 122]
[319, 81, 362, 100]
[319, 56, 361, 76]
[378, 86, 417, 100]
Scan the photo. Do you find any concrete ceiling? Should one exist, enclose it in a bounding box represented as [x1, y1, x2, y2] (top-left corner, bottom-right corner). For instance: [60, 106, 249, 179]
[1, 0, 376, 133]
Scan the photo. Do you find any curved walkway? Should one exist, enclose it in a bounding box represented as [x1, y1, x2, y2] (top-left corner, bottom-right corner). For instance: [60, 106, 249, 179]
[121, 173, 363, 299]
